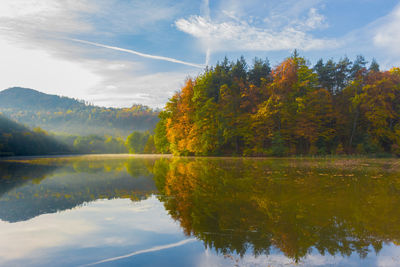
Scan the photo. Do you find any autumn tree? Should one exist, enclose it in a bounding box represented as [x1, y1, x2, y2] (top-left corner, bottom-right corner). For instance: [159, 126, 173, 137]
[155, 54, 399, 157]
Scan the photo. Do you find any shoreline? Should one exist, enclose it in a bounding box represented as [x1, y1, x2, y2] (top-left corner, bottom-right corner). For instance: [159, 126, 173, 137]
[0, 153, 173, 161]
[0, 153, 398, 162]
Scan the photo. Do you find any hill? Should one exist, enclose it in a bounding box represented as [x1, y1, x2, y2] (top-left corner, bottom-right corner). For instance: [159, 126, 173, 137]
[0, 87, 159, 136]
[0, 114, 70, 156]
[0, 87, 86, 111]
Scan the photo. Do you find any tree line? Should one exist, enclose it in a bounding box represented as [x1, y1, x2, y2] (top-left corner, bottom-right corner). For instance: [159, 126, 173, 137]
[1, 104, 159, 137]
[154, 53, 400, 156]
[61, 130, 156, 154]
[0, 114, 69, 156]
[0, 113, 156, 156]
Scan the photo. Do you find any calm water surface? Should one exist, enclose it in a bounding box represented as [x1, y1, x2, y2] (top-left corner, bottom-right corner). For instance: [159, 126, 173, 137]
[0, 155, 400, 267]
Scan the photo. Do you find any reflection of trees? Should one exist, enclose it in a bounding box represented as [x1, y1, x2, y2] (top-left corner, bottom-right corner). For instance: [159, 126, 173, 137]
[0, 158, 157, 222]
[0, 161, 58, 197]
[154, 158, 400, 262]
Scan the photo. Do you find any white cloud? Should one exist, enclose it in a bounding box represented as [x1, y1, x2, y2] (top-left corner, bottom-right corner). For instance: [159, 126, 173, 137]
[337, 3, 400, 69]
[175, 12, 336, 52]
[303, 8, 327, 30]
[373, 4, 400, 55]
[176, 0, 334, 56]
[0, 0, 95, 35]
[85, 69, 193, 108]
[0, 0, 191, 108]
[0, 38, 102, 99]
[0, 0, 178, 37]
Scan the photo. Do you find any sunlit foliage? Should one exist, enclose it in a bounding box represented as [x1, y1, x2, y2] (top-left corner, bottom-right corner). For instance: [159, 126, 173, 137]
[125, 131, 155, 154]
[156, 53, 400, 156]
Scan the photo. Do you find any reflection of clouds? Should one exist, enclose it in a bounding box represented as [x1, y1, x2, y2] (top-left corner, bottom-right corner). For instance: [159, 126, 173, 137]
[75, 197, 182, 234]
[0, 215, 97, 261]
[376, 244, 400, 267]
[0, 196, 182, 265]
[197, 246, 400, 267]
[198, 252, 322, 267]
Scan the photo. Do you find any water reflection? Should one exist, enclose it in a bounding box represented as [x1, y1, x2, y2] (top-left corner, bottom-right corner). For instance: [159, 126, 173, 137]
[0, 157, 157, 222]
[154, 158, 400, 262]
[0, 156, 399, 266]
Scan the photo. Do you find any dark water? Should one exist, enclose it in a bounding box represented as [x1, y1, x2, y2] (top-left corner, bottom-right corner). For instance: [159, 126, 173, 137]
[0, 155, 400, 267]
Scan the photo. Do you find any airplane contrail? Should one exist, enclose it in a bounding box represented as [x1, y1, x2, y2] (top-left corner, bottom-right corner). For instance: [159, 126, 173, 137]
[203, 0, 211, 66]
[205, 47, 211, 66]
[79, 238, 197, 266]
[70, 38, 204, 68]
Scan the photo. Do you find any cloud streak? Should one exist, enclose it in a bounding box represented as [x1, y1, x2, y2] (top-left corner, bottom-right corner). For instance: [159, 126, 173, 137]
[0, 1, 202, 107]
[70, 38, 204, 68]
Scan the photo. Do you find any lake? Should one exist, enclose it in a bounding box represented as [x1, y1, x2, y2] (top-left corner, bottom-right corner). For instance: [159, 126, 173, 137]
[0, 155, 400, 267]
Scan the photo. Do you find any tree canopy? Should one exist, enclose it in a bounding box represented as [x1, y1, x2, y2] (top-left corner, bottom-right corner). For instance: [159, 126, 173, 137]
[0, 114, 69, 156]
[155, 54, 400, 156]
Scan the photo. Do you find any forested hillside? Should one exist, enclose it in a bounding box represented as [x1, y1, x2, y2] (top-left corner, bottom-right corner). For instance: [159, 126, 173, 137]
[0, 87, 159, 136]
[155, 53, 400, 156]
[0, 113, 156, 156]
[0, 114, 69, 156]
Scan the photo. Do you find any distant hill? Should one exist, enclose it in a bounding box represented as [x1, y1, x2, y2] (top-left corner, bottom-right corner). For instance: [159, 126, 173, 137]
[0, 114, 70, 156]
[0, 87, 159, 136]
[0, 87, 86, 111]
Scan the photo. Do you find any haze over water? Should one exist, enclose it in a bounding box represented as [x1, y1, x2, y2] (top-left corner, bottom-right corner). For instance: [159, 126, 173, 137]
[0, 155, 400, 267]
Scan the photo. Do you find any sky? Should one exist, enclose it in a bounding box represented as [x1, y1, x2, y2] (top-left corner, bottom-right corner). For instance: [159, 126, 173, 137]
[0, 0, 400, 108]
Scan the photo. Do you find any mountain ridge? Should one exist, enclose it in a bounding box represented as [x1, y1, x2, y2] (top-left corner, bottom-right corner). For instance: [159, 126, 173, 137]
[0, 87, 159, 136]
[0, 87, 88, 111]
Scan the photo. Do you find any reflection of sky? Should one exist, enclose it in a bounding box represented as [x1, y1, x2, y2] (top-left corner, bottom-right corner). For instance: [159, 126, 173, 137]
[197, 246, 400, 267]
[0, 196, 187, 266]
[0, 196, 399, 267]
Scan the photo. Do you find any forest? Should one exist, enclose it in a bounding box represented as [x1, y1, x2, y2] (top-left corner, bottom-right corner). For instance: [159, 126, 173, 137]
[59, 130, 156, 154]
[0, 87, 159, 156]
[0, 87, 159, 136]
[2, 54, 400, 157]
[0, 114, 69, 156]
[0, 113, 155, 156]
[154, 52, 400, 157]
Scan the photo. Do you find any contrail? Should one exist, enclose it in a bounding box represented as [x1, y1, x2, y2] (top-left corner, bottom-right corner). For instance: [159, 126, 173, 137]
[70, 38, 204, 68]
[202, 0, 211, 66]
[79, 238, 197, 266]
[205, 47, 211, 66]
[202, 0, 210, 20]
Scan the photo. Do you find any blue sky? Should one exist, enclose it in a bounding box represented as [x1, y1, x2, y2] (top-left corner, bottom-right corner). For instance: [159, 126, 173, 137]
[0, 0, 399, 108]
